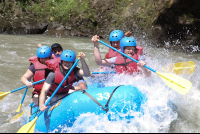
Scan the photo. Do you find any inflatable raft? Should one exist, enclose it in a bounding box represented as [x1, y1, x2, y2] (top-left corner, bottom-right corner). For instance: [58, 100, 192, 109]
[24, 85, 146, 133]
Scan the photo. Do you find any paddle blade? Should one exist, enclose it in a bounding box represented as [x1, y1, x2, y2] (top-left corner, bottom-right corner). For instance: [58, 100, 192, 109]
[162, 61, 195, 75]
[0, 92, 11, 101]
[17, 117, 38, 133]
[16, 104, 22, 112]
[9, 111, 25, 123]
[156, 71, 192, 95]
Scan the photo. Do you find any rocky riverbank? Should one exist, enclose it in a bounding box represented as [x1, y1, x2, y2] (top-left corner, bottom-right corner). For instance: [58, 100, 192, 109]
[0, 0, 200, 52]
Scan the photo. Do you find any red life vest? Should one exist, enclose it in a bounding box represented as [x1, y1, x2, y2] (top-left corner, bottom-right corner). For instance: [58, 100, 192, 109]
[29, 56, 48, 95]
[136, 46, 143, 55]
[52, 54, 56, 59]
[101, 47, 121, 69]
[104, 48, 121, 59]
[115, 54, 140, 74]
[105, 46, 143, 59]
[45, 57, 76, 96]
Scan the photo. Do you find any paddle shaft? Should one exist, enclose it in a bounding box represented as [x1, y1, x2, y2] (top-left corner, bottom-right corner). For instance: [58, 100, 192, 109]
[20, 80, 31, 104]
[91, 71, 116, 74]
[98, 40, 157, 73]
[21, 87, 28, 104]
[36, 58, 80, 117]
[11, 79, 45, 93]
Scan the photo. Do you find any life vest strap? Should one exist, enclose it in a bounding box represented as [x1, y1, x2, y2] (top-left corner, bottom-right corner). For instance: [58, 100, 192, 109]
[115, 61, 134, 66]
[35, 69, 45, 71]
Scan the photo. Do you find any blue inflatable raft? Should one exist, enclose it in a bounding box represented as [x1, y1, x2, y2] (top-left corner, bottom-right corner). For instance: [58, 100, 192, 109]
[24, 85, 146, 133]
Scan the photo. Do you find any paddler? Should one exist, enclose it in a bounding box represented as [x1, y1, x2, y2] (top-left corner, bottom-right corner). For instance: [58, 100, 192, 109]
[92, 36, 151, 77]
[39, 50, 90, 111]
[38, 43, 88, 90]
[21, 45, 52, 106]
[92, 30, 145, 72]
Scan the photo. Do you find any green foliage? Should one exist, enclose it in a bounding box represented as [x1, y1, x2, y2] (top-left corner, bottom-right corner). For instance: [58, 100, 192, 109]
[140, 0, 146, 8]
[0, 0, 92, 23]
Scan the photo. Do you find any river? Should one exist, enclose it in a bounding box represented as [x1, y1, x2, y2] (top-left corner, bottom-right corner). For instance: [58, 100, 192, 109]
[0, 34, 199, 133]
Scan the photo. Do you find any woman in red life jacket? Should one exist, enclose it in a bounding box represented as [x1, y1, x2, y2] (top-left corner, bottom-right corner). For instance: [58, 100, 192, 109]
[21, 45, 52, 106]
[92, 36, 151, 77]
[39, 50, 90, 112]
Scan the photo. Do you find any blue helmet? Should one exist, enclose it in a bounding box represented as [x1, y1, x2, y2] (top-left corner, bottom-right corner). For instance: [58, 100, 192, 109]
[37, 45, 52, 58]
[109, 30, 124, 42]
[60, 50, 76, 62]
[120, 37, 136, 53]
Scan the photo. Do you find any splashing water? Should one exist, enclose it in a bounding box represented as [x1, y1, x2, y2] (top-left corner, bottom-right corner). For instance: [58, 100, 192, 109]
[0, 34, 200, 132]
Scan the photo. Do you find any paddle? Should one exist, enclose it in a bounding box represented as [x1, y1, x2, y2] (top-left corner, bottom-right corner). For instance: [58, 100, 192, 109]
[16, 87, 28, 112]
[91, 61, 195, 75]
[98, 39, 192, 95]
[162, 61, 195, 75]
[91, 71, 116, 74]
[0, 79, 45, 102]
[9, 102, 34, 123]
[16, 80, 31, 112]
[17, 58, 80, 133]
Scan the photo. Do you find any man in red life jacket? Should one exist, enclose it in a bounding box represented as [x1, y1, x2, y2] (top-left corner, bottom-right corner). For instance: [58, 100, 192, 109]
[39, 50, 90, 112]
[21, 45, 52, 106]
[95, 30, 124, 72]
[38, 43, 88, 90]
[92, 36, 151, 77]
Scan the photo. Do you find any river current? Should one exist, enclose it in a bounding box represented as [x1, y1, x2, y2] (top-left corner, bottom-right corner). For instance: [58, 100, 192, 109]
[0, 34, 200, 133]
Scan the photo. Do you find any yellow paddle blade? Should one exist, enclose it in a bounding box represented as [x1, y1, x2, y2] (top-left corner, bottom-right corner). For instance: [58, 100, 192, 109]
[0, 92, 11, 101]
[9, 111, 25, 123]
[17, 117, 38, 133]
[156, 71, 192, 95]
[16, 104, 22, 112]
[162, 61, 195, 75]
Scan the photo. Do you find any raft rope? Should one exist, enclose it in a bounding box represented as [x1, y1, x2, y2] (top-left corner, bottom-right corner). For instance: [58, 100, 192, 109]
[80, 85, 122, 113]
[29, 85, 122, 118]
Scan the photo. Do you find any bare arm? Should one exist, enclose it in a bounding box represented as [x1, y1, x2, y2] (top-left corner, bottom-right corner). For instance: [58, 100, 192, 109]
[39, 82, 51, 112]
[137, 60, 151, 77]
[91, 35, 112, 67]
[76, 52, 91, 77]
[21, 69, 34, 87]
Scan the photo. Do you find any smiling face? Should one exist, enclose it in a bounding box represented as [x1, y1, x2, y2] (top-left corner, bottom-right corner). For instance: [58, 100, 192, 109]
[61, 60, 73, 70]
[124, 46, 135, 57]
